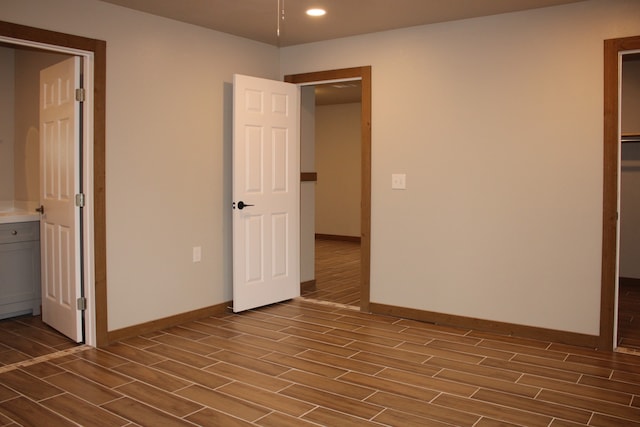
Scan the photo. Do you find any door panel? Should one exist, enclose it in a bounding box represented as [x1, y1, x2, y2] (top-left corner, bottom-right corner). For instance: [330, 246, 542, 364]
[40, 57, 83, 342]
[232, 74, 299, 312]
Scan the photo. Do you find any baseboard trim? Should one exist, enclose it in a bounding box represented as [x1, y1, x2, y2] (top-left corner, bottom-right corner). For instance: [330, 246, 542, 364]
[107, 301, 231, 344]
[315, 234, 361, 243]
[369, 303, 600, 349]
[301, 280, 316, 293]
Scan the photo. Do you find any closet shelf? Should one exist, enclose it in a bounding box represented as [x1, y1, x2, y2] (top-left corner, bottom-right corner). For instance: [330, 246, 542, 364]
[622, 133, 640, 143]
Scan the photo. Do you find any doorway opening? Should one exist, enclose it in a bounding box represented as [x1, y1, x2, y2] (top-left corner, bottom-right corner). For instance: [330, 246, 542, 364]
[601, 35, 640, 352]
[0, 20, 107, 347]
[616, 51, 640, 352]
[286, 66, 372, 312]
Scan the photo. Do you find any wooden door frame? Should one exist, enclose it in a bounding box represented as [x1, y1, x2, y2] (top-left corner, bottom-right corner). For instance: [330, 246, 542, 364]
[285, 67, 372, 312]
[601, 35, 640, 351]
[0, 20, 108, 346]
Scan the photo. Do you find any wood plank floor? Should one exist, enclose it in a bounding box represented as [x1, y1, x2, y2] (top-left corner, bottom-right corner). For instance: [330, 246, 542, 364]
[0, 314, 78, 369]
[618, 278, 640, 351]
[1, 242, 640, 425]
[1, 299, 640, 426]
[302, 238, 361, 307]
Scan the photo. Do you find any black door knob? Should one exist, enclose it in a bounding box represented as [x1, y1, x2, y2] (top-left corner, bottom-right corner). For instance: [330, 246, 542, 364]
[237, 201, 254, 210]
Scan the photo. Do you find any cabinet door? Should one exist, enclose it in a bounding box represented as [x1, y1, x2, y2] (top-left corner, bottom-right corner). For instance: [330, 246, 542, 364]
[0, 241, 40, 318]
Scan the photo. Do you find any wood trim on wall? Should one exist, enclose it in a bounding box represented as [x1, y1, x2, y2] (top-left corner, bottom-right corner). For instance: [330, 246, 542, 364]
[602, 35, 640, 351]
[370, 303, 600, 349]
[300, 172, 317, 182]
[107, 302, 230, 343]
[315, 233, 361, 243]
[285, 66, 372, 313]
[300, 280, 316, 293]
[0, 21, 108, 347]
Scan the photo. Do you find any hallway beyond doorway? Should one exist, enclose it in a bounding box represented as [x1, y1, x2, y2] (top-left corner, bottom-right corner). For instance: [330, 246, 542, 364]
[302, 238, 361, 307]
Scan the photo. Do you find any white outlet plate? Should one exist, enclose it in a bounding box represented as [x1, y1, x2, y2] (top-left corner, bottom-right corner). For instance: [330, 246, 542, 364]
[391, 173, 406, 190]
[193, 246, 202, 262]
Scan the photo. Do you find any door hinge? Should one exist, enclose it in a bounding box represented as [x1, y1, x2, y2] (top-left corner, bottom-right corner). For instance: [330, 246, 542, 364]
[77, 297, 87, 311]
[75, 193, 85, 208]
[75, 88, 85, 102]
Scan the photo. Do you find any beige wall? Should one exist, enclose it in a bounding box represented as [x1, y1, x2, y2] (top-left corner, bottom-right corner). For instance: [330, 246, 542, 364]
[4, 0, 279, 331]
[14, 49, 69, 203]
[315, 103, 361, 237]
[620, 59, 640, 278]
[622, 59, 640, 135]
[0, 47, 67, 206]
[281, 0, 640, 336]
[6, 0, 640, 337]
[0, 47, 15, 203]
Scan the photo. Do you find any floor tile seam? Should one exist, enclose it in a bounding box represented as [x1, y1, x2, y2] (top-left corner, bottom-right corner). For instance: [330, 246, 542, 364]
[435, 367, 540, 398]
[523, 373, 637, 405]
[566, 349, 640, 367]
[348, 367, 455, 400]
[0, 345, 90, 374]
[293, 405, 324, 424]
[112, 382, 210, 421]
[517, 357, 614, 380]
[426, 340, 516, 361]
[535, 388, 640, 419]
[101, 393, 199, 425]
[302, 405, 385, 426]
[474, 339, 569, 360]
[434, 392, 556, 426]
[278, 378, 386, 414]
[212, 380, 323, 421]
[293, 350, 382, 377]
[12, 337, 70, 353]
[145, 339, 237, 365]
[476, 389, 596, 423]
[279, 332, 359, 353]
[205, 367, 294, 394]
[374, 368, 480, 399]
[27, 394, 97, 427]
[347, 343, 432, 365]
[399, 343, 489, 365]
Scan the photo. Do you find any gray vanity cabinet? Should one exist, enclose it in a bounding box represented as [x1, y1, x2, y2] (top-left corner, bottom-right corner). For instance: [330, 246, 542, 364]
[0, 221, 41, 319]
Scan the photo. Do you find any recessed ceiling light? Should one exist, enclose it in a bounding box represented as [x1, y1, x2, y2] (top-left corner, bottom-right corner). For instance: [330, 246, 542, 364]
[306, 8, 326, 17]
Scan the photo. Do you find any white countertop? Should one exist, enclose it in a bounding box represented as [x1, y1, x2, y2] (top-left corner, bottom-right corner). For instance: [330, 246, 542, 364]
[0, 211, 40, 224]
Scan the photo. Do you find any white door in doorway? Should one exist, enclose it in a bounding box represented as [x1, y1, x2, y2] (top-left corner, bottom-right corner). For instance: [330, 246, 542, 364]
[232, 74, 300, 312]
[39, 57, 83, 342]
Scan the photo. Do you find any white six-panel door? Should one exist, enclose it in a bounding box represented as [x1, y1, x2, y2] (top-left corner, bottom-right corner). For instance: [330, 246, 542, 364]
[232, 74, 300, 312]
[40, 57, 83, 342]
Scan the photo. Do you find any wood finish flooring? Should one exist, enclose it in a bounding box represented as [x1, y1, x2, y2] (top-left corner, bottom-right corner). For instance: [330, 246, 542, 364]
[1, 244, 640, 425]
[618, 278, 640, 351]
[302, 238, 361, 307]
[0, 299, 639, 425]
[0, 314, 78, 369]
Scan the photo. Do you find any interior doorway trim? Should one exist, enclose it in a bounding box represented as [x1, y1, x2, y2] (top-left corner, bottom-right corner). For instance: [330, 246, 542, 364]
[285, 66, 372, 312]
[601, 35, 640, 351]
[0, 20, 107, 346]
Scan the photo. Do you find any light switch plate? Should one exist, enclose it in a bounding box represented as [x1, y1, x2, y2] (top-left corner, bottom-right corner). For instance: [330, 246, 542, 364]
[391, 173, 406, 190]
[193, 246, 202, 262]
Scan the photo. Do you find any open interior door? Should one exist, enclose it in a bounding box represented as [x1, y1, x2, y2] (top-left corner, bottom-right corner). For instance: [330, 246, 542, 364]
[232, 74, 300, 312]
[39, 57, 83, 342]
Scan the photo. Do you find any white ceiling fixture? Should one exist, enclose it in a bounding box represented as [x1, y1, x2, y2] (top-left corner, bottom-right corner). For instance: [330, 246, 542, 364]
[97, 0, 587, 47]
[306, 8, 327, 17]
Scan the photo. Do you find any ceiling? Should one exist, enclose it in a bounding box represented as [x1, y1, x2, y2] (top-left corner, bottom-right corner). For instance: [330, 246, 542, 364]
[98, 0, 585, 47]
[97, 0, 585, 105]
